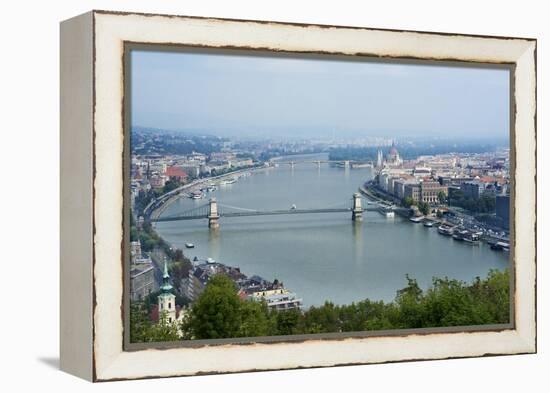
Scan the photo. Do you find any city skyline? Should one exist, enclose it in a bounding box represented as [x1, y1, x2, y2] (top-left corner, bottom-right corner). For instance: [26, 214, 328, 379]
[131, 49, 510, 140]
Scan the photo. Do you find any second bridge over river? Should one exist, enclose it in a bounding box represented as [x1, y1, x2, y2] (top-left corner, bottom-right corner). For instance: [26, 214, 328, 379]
[151, 193, 403, 229]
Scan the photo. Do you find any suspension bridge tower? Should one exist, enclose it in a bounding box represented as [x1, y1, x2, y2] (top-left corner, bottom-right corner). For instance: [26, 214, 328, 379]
[208, 197, 220, 229]
[352, 192, 363, 222]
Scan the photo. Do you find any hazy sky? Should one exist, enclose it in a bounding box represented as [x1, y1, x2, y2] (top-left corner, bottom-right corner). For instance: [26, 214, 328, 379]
[130, 49, 510, 140]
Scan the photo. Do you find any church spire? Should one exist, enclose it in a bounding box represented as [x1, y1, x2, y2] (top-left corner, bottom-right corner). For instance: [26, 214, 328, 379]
[157, 258, 177, 326]
[160, 259, 173, 293]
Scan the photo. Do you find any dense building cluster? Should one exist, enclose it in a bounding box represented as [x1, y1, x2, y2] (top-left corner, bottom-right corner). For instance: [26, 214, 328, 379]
[143, 257, 303, 338]
[184, 259, 302, 311]
[128, 130, 511, 340]
[129, 240, 157, 301]
[373, 142, 510, 221]
[130, 150, 254, 206]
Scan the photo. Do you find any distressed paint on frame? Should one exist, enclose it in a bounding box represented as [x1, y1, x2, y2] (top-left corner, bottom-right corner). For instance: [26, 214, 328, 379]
[85, 10, 536, 381]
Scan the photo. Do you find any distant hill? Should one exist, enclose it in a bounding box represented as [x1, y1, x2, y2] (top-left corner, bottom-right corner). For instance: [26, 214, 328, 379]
[131, 127, 227, 156]
[329, 139, 505, 161]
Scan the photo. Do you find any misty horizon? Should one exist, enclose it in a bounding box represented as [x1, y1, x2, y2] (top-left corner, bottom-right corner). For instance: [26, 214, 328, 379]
[130, 49, 510, 141]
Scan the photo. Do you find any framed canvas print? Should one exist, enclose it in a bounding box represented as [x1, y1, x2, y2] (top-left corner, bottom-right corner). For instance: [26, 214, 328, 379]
[60, 10, 537, 381]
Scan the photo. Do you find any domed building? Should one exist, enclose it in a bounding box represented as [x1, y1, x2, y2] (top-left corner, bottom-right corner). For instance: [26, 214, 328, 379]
[386, 141, 402, 166]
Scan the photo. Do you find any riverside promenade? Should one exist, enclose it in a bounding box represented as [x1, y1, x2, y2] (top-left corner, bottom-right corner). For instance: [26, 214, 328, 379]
[145, 165, 270, 220]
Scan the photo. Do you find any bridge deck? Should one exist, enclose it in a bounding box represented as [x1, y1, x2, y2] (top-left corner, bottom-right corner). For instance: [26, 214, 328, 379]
[152, 207, 383, 222]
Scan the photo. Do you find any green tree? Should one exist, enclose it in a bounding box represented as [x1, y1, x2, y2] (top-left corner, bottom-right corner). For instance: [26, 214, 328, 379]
[417, 202, 430, 215]
[163, 179, 180, 193]
[129, 302, 152, 343]
[437, 191, 447, 205]
[363, 300, 398, 331]
[175, 270, 510, 341]
[402, 196, 415, 208]
[169, 259, 192, 293]
[173, 248, 185, 261]
[273, 308, 301, 335]
[468, 269, 510, 324]
[394, 275, 425, 328]
[129, 302, 180, 342]
[302, 301, 340, 333]
[449, 192, 496, 214]
[238, 300, 270, 337]
[422, 278, 483, 327]
[130, 226, 138, 242]
[148, 311, 181, 342]
[338, 302, 366, 332]
[186, 275, 242, 339]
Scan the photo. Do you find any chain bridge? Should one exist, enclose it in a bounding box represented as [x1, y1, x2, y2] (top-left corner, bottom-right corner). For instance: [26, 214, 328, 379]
[273, 160, 374, 169]
[151, 193, 394, 228]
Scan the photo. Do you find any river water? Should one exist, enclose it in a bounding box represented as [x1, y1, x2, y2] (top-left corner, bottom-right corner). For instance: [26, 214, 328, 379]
[156, 154, 509, 307]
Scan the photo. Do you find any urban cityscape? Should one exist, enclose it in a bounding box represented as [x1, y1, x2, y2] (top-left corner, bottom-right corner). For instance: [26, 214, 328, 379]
[128, 50, 511, 342]
[129, 130, 511, 341]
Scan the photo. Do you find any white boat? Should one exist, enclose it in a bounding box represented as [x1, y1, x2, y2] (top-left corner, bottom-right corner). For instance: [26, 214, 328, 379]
[409, 216, 423, 223]
[350, 162, 373, 169]
[290, 204, 297, 210]
[185, 243, 195, 249]
[463, 232, 481, 244]
[452, 229, 480, 244]
[423, 221, 434, 227]
[220, 177, 237, 185]
[452, 230, 466, 241]
[438, 225, 454, 236]
[491, 241, 510, 251]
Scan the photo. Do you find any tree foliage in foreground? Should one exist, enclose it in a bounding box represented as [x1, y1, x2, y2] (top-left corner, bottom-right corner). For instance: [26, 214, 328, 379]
[184, 275, 243, 339]
[129, 302, 180, 343]
[131, 269, 510, 342]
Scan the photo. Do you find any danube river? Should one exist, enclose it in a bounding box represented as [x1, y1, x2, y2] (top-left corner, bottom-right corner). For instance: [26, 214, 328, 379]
[156, 154, 509, 307]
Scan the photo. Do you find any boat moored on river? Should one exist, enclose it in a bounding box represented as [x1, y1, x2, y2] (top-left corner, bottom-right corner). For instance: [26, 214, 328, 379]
[490, 241, 510, 252]
[452, 229, 480, 244]
[462, 232, 481, 244]
[202, 185, 217, 193]
[438, 224, 455, 236]
[350, 162, 373, 169]
[379, 207, 395, 218]
[220, 177, 237, 185]
[190, 191, 204, 199]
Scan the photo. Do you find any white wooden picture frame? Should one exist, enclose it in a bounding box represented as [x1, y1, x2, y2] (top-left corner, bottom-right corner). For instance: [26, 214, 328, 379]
[60, 10, 536, 381]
